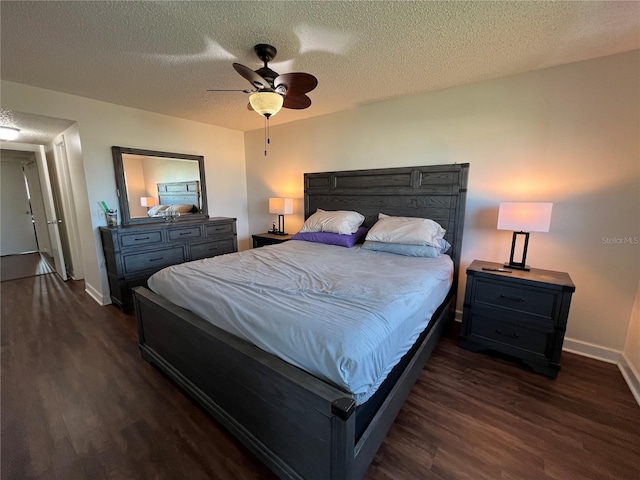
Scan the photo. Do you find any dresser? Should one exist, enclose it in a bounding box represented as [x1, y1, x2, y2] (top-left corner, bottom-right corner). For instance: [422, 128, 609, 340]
[460, 260, 575, 378]
[100, 217, 237, 310]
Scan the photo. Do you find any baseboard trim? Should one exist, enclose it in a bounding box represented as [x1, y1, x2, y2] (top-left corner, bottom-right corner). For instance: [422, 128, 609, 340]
[562, 337, 621, 364]
[85, 282, 111, 306]
[619, 354, 640, 407]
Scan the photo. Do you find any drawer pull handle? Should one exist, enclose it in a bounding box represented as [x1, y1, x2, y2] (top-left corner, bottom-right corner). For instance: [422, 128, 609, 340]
[214, 227, 225, 231]
[149, 257, 164, 262]
[500, 294, 525, 302]
[179, 232, 192, 236]
[208, 246, 219, 251]
[135, 237, 150, 241]
[496, 329, 520, 339]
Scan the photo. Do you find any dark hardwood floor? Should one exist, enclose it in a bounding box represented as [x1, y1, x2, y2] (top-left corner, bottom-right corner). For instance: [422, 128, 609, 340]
[1, 252, 54, 282]
[2, 274, 639, 479]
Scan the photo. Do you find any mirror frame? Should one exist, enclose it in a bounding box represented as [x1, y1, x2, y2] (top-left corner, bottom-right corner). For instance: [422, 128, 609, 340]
[112, 146, 208, 226]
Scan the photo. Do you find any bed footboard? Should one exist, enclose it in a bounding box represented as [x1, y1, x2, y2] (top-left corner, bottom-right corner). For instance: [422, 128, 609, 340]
[134, 286, 358, 480]
[133, 285, 453, 480]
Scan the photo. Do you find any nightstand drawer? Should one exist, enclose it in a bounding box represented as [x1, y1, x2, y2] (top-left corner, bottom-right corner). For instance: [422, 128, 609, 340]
[474, 278, 557, 319]
[168, 226, 202, 241]
[123, 247, 184, 274]
[468, 312, 552, 355]
[120, 231, 163, 248]
[189, 239, 236, 260]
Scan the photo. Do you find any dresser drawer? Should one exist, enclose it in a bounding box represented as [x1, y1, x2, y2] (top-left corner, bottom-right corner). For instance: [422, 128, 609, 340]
[168, 226, 202, 241]
[474, 278, 557, 319]
[189, 238, 236, 260]
[205, 223, 235, 237]
[120, 231, 163, 248]
[123, 247, 184, 275]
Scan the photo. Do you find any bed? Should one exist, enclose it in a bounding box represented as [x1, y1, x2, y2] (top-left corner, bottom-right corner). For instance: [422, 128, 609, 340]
[146, 180, 201, 217]
[133, 163, 469, 480]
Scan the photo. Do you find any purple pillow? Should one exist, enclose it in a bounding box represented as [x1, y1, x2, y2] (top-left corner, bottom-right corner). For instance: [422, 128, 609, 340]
[292, 226, 368, 248]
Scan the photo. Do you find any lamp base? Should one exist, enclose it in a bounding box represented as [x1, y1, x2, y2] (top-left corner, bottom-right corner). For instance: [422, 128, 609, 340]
[267, 214, 288, 235]
[504, 262, 530, 271]
[505, 231, 531, 272]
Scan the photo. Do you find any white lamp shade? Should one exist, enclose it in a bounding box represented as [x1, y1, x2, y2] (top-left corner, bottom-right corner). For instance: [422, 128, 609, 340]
[269, 197, 293, 215]
[140, 196, 156, 207]
[249, 92, 284, 117]
[497, 202, 553, 232]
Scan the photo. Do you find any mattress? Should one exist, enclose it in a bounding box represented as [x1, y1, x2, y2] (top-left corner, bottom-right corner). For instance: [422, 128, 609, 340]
[147, 240, 453, 405]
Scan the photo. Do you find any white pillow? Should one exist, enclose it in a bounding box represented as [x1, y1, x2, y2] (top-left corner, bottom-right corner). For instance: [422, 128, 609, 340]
[365, 213, 445, 247]
[299, 209, 365, 235]
[167, 204, 194, 214]
[147, 205, 169, 216]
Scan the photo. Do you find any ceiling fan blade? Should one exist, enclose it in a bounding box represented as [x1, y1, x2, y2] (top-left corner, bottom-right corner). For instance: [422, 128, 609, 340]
[233, 63, 270, 89]
[283, 94, 312, 110]
[274, 73, 318, 97]
[207, 89, 252, 93]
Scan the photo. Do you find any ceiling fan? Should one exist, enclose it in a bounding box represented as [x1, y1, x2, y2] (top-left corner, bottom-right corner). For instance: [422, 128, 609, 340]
[207, 43, 318, 119]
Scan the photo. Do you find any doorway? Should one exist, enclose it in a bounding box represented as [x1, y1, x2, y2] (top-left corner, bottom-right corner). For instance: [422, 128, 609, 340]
[0, 146, 67, 281]
[0, 111, 85, 287]
[0, 150, 56, 281]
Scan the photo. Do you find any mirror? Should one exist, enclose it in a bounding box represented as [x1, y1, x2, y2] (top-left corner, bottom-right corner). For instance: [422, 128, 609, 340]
[112, 146, 208, 226]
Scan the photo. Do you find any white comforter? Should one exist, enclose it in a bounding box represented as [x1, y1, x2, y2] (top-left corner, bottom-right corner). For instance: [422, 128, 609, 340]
[148, 240, 453, 405]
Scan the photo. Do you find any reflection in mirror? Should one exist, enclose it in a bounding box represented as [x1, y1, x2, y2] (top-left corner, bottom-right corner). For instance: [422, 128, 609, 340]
[123, 154, 200, 218]
[112, 147, 208, 226]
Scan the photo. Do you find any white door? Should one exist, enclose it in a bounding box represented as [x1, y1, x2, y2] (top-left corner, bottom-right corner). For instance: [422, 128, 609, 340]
[0, 160, 38, 255]
[33, 149, 68, 280]
[23, 159, 52, 257]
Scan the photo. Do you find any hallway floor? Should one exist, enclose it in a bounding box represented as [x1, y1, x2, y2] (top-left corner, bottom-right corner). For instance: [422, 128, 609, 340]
[0, 252, 54, 282]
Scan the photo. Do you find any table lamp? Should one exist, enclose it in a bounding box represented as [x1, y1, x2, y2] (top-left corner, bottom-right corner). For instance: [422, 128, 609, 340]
[140, 197, 156, 210]
[497, 202, 553, 271]
[269, 197, 293, 235]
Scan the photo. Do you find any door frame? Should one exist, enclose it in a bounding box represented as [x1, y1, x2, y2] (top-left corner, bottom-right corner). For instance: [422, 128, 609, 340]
[53, 136, 84, 279]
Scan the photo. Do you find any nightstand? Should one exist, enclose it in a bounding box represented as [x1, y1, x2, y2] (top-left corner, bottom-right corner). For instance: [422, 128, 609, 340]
[252, 232, 294, 248]
[460, 260, 575, 378]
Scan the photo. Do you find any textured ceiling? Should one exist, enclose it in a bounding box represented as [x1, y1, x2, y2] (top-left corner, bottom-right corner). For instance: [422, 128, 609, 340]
[0, 109, 75, 145]
[1, 1, 638, 135]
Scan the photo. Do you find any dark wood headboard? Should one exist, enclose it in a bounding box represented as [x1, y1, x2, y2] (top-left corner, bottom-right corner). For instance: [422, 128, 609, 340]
[304, 163, 469, 287]
[157, 181, 201, 212]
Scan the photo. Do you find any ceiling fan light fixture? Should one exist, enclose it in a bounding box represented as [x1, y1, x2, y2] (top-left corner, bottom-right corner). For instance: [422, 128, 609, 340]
[249, 92, 283, 118]
[0, 126, 20, 141]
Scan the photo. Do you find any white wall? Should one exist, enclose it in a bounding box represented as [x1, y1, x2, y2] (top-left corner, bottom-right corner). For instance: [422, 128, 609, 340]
[1, 81, 248, 304]
[245, 51, 640, 353]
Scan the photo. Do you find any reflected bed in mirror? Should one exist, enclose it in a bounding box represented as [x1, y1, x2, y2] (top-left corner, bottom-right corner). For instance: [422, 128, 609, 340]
[112, 146, 208, 225]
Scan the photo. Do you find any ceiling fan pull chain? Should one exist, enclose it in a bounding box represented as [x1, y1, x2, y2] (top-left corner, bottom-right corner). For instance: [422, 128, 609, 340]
[264, 116, 268, 156]
[267, 117, 271, 144]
